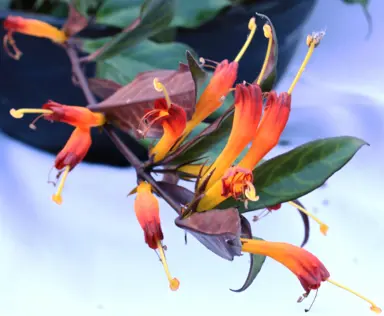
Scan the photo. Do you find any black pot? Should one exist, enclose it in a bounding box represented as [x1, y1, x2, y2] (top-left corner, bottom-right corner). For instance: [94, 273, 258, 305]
[0, 0, 316, 167]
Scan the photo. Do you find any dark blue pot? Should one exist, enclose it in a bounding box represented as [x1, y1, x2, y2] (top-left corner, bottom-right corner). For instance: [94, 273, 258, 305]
[0, 0, 316, 166]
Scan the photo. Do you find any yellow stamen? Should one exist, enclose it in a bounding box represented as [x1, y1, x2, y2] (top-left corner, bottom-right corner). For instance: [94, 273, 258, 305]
[256, 24, 273, 85]
[156, 240, 179, 291]
[10, 108, 53, 119]
[52, 165, 70, 205]
[244, 181, 259, 201]
[327, 279, 382, 314]
[153, 78, 172, 109]
[234, 17, 257, 63]
[289, 201, 329, 235]
[287, 31, 325, 95]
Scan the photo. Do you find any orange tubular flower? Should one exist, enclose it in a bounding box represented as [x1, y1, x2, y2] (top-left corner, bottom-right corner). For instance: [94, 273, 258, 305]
[3, 16, 68, 60]
[200, 83, 263, 190]
[197, 91, 289, 212]
[9, 101, 106, 204]
[134, 182, 179, 291]
[141, 78, 187, 162]
[198, 32, 329, 213]
[241, 238, 382, 313]
[175, 17, 257, 146]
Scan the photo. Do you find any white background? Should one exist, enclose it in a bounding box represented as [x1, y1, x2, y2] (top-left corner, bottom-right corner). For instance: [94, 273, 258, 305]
[0, 0, 383, 315]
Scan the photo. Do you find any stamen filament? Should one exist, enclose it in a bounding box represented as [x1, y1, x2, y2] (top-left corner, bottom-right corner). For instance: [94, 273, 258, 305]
[327, 279, 382, 314]
[52, 165, 70, 205]
[156, 240, 180, 291]
[289, 201, 329, 235]
[287, 32, 324, 95]
[153, 78, 172, 109]
[256, 24, 273, 85]
[10, 108, 53, 119]
[234, 17, 257, 63]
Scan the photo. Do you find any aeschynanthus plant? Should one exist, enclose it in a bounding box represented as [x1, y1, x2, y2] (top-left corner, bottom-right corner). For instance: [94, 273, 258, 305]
[3, 0, 381, 313]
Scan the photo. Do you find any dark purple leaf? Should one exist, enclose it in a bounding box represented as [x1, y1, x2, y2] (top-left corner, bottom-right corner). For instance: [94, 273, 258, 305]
[156, 181, 194, 209]
[89, 78, 122, 100]
[175, 208, 242, 261]
[88, 63, 196, 138]
[293, 199, 310, 248]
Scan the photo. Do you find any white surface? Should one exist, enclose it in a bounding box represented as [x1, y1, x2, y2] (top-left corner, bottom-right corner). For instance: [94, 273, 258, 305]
[1, 0, 384, 315]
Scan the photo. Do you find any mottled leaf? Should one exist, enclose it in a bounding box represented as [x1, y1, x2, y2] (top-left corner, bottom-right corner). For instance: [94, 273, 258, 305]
[88, 63, 195, 138]
[86, 0, 175, 61]
[89, 78, 122, 100]
[253, 12, 278, 92]
[175, 208, 242, 261]
[231, 236, 266, 293]
[63, 3, 89, 36]
[219, 136, 368, 211]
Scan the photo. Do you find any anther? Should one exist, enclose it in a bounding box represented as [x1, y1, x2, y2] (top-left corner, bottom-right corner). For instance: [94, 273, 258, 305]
[153, 78, 172, 108]
[156, 240, 180, 291]
[234, 17, 257, 63]
[327, 279, 382, 314]
[289, 201, 329, 235]
[256, 24, 273, 85]
[52, 165, 70, 205]
[287, 31, 325, 95]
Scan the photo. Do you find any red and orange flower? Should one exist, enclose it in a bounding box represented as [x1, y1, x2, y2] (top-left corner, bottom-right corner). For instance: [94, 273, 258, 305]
[9, 101, 105, 204]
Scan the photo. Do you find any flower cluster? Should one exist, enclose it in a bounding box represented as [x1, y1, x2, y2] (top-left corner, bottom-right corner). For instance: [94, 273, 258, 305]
[3, 12, 381, 314]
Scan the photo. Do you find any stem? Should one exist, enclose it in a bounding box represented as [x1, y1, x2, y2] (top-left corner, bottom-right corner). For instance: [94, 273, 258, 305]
[64, 43, 181, 213]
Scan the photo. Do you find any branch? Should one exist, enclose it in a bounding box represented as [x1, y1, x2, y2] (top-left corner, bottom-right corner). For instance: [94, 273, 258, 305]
[64, 42, 181, 212]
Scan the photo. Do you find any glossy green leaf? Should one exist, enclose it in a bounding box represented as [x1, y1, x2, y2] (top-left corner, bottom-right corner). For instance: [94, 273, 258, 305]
[186, 51, 208, 95]
[87, 0, 175, 61]
[95, 0, 143, 27]
[83, 39, 194, 85]
[219, 136, 368, 212]
[171, 0, 230, 28]
[231, 237, 266, 292]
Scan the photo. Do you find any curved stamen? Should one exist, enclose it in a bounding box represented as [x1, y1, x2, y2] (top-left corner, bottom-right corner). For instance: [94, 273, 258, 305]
[52, 165, 70, 205]
[156, 240, 179, 291]
[29, 114, 45, 130]
[138, 109, 169, 137]
[10, 108, 53, 119]
[153, 78, 172, 109]
[244, 181, 259, 201]
[3, 33, 22, 60]
[289, 201, 329, 235]
[287, 31, 325, 95]
[256, 24, 273, 85]
[327, 279, 382, 314]
[234, 17, 257, 63]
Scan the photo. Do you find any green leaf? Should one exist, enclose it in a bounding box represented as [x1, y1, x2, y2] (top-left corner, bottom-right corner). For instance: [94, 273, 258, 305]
[96, 0, 143, 27]
[83, 39, 194, 85]
[171, 0, 230, 28]
[231, 237, 266, 292]
[186, 51, 208, 94]
[87, 0, 175, 61]
[219, 136, 368, 212]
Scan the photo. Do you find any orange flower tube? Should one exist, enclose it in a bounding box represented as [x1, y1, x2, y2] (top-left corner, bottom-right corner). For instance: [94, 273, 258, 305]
[134, 182, 179, 291]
